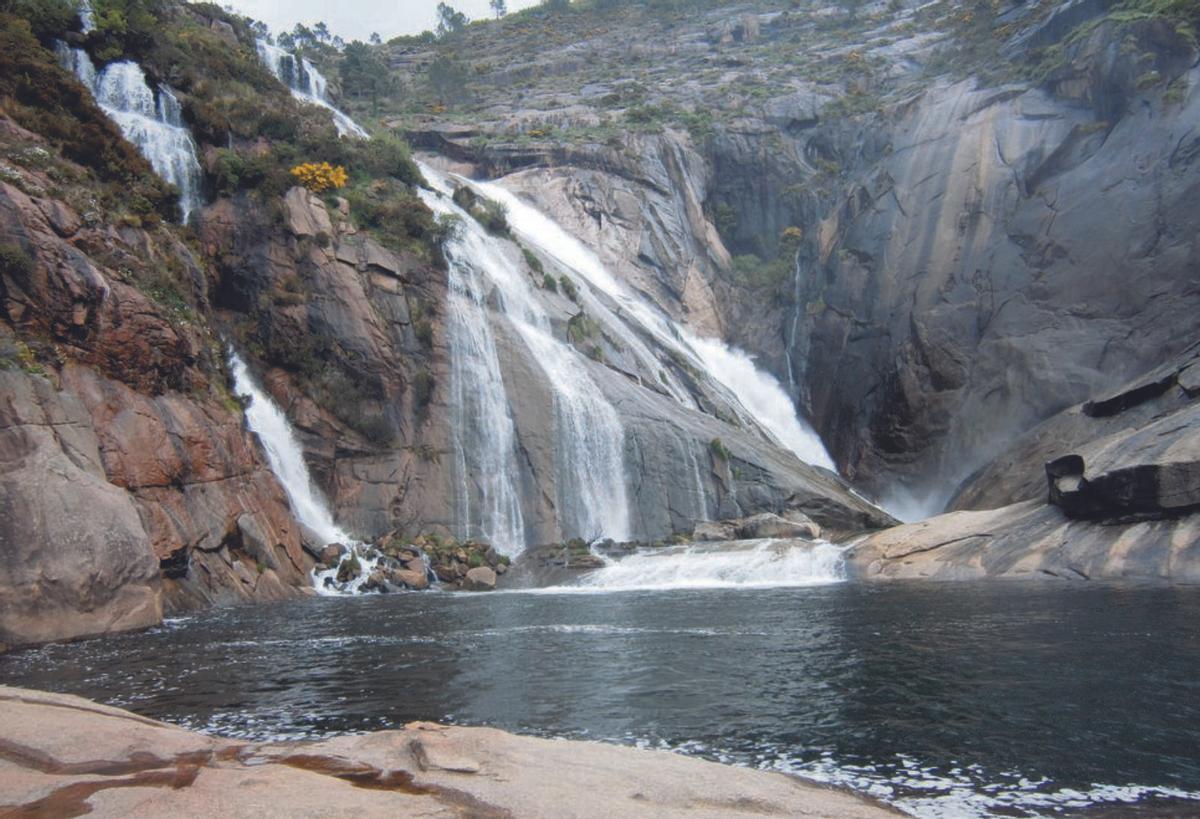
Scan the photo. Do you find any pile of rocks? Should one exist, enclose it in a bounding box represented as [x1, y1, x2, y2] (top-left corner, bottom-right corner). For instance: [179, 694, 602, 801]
[314, 533, 511, 593]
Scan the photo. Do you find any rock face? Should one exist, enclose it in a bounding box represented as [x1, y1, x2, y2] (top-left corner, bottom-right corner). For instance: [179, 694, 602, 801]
[845, 500, 1200, 583]
[0, 121, 316, 648]
[396, 1, 1200, 521]
[849, 346, 1200, 582]
[0, 686, 897, 817]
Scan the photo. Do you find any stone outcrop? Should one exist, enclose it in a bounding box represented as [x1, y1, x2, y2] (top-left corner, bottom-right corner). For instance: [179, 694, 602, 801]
[0, 686, 897, 817]
[845, 500, 1200, 583]
[849, 346, 1200, 582]
[953, 344, 1200, 516]
[693, 511, 821, 542]
[0, 121, 316, 648]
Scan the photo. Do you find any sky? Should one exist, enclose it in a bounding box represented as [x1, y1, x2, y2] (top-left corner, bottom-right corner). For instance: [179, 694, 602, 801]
[220, 0, 541, 42]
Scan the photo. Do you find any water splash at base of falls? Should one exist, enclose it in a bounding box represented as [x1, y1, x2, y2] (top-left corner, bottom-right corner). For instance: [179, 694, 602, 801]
[524, 540, 847, 594]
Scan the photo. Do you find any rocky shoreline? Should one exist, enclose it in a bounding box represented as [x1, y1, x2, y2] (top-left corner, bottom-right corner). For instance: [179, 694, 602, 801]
[0, 686, 897, 817]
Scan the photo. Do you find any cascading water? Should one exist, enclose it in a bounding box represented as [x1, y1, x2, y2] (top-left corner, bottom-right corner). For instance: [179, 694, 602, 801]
[78, 0, 95, 32]
[474, 181, 837, 471]
[228, 352, 385, 594]
[440, 214, 527, 553]
[527, 539, 847, 593]
[255, 40, 368, 139]
[419, 165, 632, 547]
[229, 353, 350, 547]
[55, 47, 203, 222]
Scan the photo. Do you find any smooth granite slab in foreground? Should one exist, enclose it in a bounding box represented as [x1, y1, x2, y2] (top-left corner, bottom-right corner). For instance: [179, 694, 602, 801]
[0, 686, 896, 817]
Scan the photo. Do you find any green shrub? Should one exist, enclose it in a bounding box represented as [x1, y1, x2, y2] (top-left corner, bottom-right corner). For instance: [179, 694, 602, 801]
[412, 368, 434, 406]
[709, 437, 732, 461]
[358, 132, 425, 186]
[523, 247, 545, 275]
[559, 275, 579, 301]
[542, 272, 557, 291]
[0, 14, 177, 217]
[0, 241, 34, 278]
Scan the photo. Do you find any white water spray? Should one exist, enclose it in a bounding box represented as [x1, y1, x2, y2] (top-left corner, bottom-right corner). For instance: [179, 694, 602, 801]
[528, 540, 846, 593]
[55, 47, 203, 222]
[475, 180, 836, 471]
[256, 41, 368, 139]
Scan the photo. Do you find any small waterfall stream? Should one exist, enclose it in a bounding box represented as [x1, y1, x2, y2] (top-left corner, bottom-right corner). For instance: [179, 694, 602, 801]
[256, 41, 368, 138]
[78, 0, 95, 33]
[229, 353, 350, 547]
[56, 46, 203, 222]
[228, 353, 386, 594]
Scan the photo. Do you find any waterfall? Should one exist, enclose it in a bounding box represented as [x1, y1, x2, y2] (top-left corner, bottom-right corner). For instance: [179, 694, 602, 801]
[442, 218, 528, 553]
[255, 40, 368, 139]
[685, 335, 836, 471]
[55, 46, 203, 222]
[228, 353, 351, 547]
[678, 432, 712, 522]
[474, 181, 837, 471]
[78, 0, 95, 32]
[419, 165, 632, 548]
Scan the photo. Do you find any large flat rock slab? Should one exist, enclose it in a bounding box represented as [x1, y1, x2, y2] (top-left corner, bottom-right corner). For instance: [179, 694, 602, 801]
[0, 686, 896, 818]
[846, 501, 1200, 582]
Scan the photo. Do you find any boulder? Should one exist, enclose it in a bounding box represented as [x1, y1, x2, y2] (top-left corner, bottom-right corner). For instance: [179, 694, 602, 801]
[320, 543, 347, 567]
[463, 566, 497, 592]
[282, 186, 333, 239]
[693, 513, 821, 542]
[737, 512, 821, 540]
[692, 520, 738, 541]
[336, 554, 363, 584]
[392, 568, 430, 591]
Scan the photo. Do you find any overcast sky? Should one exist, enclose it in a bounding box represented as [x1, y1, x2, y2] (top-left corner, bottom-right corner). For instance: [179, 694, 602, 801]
[221, 0, 541, 42]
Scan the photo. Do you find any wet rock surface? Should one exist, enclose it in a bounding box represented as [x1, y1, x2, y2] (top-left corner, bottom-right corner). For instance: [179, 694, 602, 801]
[0, 686, 897, 818]
[0, 124, 317, 648]
[850, 346, 1200, 583]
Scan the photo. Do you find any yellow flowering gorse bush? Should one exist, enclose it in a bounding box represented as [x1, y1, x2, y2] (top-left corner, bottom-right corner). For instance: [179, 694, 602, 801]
[290, 162, 348, 193]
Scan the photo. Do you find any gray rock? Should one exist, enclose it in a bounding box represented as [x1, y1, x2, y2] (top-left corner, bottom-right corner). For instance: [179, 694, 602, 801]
[737, 512, 821, 540]
[319, 543, 347, 567]
[282, 186, 333, 239]
[463, 566, 497, 591]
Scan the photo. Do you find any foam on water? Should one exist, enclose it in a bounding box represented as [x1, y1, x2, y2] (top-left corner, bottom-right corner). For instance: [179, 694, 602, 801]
[514, 539, 846, 595]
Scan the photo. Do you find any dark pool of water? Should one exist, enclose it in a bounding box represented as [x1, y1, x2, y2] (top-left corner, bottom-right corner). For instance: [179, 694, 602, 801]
[3, 582, 1199, 816]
